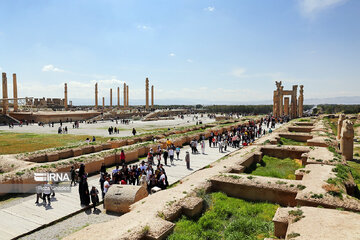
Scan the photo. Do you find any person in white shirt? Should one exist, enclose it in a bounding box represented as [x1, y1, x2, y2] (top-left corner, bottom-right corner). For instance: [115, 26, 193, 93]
[169, 149, 174, 165]
[42, 182, 52, 206]
[103, 177, 110, 195]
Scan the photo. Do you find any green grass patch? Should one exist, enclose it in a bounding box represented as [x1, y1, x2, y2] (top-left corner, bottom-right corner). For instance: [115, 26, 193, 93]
[279, 137, 306, 146]
[323, 117, 337, 136]
[168, 192, 278, 240]
[298, 118, 311, 122]
[0, 131, 110, 154]
[246, 155, 302, 180]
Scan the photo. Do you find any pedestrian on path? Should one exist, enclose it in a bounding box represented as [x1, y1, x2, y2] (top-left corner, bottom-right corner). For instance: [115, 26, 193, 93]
[90, 186, 99, 210]
[43, 182, 52, 206]
[169, 148, 174, 165]
[35, 184, 43, 204]
[201, 140, 205, 154]
[163, 150, 168, 165]
[176, 147, 180, 159]
[185, 151, 190, 169]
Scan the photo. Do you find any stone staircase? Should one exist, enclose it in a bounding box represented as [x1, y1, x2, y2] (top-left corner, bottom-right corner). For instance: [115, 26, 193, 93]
[0, 114, 20, 126]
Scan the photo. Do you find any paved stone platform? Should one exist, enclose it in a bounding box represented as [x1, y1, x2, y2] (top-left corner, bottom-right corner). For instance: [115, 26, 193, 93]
[0, 143, 235, 240]
[0, 123, 279, 240]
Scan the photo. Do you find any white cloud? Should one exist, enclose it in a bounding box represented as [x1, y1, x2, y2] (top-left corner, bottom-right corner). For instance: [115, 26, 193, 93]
[169, 53, 176, 57]
[137, 25, 152, 31]
[231, 68, 247, 77]
[42, 64, 64, 72]
[298, 0, 348, 16]
[186, 59, 193, 63]
[204, 6, 215, 12]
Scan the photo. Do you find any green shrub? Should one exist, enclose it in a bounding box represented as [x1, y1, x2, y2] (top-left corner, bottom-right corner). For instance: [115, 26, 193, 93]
[168, 192, 278, 240]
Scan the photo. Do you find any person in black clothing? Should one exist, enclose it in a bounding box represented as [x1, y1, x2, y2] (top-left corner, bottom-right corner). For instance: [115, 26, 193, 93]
[78, 164, 90, 206]
[100, 163, 106, 175]
[99, 173, 106, 199]
[70, 166, 76, 186]
[163, 150, 168, 165]
[90, 186, 99, 210]
[132, 128, 136, 136]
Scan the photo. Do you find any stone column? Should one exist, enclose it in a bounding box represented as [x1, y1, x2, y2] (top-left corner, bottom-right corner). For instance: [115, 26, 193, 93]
[273, 91, 277, 117]
[337, 114, 346, 139]
[298, 85, 304, 117]
[64, 83, 68, 110]
[123, 83, 127, 108]
[279, 86, 284, 116]
[2, 73, 8, 114]
[95, 83, 98, 109]
[110, 88, 112, 109]
[102, 97, 105, 110]
[291, 85, 298, 118]
[151, 85, 154, 109]
[126, 85, 129, 107]
[145, 78, 149, 110]
[340, 120, 354, 160]
[117, 87, 120, 108]
[284, 97, 290, 116]
[13, 73, 18, 112]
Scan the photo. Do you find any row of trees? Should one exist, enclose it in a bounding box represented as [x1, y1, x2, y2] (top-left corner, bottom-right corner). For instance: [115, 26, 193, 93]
[318, 105, 360, 114]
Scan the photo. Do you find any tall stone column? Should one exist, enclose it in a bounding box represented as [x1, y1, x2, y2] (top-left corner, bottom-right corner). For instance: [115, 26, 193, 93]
[126, 85, 129, 107]
[95, 83, 98, 109]
[117, 87, 120, 108]
[273, 91, 277, 117]
[340, 120, 354, 160]
[279, 86, 284, 116]
[123, 83, 127, 108]
[284, 97, 290, 116]
[13, 73, 18, 112]
[64, 83, 68, 110]
[110, 88, 113, 109]
[145, 78, 149, 110]
[151, 85, 154, 109]
[2, 73, 8, 114]
[291, 85, 298, 118]
[337, 114, 346, 139]
[102, 97, 105, 110]
[298, 85, 304, 117]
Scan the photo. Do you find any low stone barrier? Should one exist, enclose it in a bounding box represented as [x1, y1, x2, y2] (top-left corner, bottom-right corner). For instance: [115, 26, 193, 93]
[71, 148, 83, 157]
[58, 149, 73, 159]
[81, 145, 94, 155]
[105, 185, 148, 213]
[101, 143, 112, 150]
[288, 126, 313, 133]
[46, 152, 59, 162]
[125, 149, 139, 163]
[210, 174, 298, 206]
[26, 154, 47, 163]
[92, 145, 103, 153]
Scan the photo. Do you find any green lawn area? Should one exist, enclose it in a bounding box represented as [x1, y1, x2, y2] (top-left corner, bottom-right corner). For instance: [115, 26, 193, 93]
[279, 137, 307, 146]
[248, 155, 302, 180]
[0, 131, 110, 154]
[298, 118, 311, 122]
[348, 161, 360, 189]
[168, 192, 278, 240]
[324, 117, 338, 136]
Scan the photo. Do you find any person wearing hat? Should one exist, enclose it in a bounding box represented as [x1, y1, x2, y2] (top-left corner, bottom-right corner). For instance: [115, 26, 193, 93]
[185, 151, 190, 169]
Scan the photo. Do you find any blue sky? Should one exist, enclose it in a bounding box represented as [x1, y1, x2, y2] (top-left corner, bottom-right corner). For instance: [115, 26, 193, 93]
[0, 0, 359, 105]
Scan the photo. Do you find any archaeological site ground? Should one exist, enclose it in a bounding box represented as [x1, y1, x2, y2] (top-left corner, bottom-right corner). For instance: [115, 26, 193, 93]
[1, 1, 360, 240]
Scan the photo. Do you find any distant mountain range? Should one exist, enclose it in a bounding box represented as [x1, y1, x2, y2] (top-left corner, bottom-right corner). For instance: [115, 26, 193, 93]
[69, 96, 360, 106]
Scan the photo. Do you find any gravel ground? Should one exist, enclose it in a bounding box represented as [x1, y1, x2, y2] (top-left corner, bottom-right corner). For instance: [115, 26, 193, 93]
[0, 114, 215, 137]
[19, 204, 121, 240]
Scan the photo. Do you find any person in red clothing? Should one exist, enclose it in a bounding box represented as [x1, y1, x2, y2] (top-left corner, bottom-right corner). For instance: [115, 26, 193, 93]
[120, 150, 126, 166]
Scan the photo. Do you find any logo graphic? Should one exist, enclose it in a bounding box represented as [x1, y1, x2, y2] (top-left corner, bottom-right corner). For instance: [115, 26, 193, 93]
[34, 172, 70, 182]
